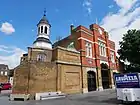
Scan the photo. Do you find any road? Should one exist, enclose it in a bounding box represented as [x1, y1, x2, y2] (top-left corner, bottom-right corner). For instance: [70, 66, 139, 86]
[0, 89, 139, 105]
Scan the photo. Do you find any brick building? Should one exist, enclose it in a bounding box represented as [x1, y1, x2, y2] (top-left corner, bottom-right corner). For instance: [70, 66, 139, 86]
[0, 64, 9, 76]
[54, 24, 119, 92]
[0, 64, 9, 83]
[11, 12, 119, 100]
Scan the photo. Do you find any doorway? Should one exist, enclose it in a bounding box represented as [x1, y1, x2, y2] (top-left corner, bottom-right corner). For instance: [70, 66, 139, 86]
[87, 71, 96, 91]
[101, 63, 110, 89]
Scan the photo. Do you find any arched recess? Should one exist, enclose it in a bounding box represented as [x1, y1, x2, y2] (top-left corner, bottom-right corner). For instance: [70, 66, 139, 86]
[45, 26, 47, 34]
[41, 26, 43, 33]
[87, 71, 96, 91]
[101, 63, 110, 89]
[37, 53, 47, 62]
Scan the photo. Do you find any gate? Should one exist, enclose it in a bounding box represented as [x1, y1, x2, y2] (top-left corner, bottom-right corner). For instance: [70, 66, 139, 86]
[87, 71, 96, 91]
[101, 70, 110, 89]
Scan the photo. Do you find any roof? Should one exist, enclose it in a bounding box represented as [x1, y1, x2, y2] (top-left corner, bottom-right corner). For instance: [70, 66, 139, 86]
[23, 53, 28, 56]
[37, 14, 50, 26]
[33, 37, 52, 44]
[53, 36, 69, 48]
[0, 64, 9, 70]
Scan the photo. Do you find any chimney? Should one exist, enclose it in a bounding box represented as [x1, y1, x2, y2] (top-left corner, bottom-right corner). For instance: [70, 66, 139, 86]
[105, 31, 109, 39]
[70, 24, 74, 34]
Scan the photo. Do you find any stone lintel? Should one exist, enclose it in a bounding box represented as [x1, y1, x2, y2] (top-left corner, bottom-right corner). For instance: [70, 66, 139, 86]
[54, 46, 80, 54]
[55, 60, 81, 66]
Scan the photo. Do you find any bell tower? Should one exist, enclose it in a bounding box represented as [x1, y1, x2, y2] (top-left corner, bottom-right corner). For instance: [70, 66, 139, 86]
[33, 10, 52, 49]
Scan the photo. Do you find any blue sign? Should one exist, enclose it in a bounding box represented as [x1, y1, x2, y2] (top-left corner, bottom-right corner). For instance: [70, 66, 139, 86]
[114, 73, 140, 88]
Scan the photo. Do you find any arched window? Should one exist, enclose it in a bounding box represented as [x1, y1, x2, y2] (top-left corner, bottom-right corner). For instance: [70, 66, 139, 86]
[37, 53, 46, 62]
[41, 26, 43, 33]
[38, 27, 40, 34]
[45, 26, 47, 34]
[85, 41, 92, 58]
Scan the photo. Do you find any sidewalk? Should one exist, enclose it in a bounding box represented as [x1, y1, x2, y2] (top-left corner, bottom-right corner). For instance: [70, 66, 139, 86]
[67, 89, 116, 98]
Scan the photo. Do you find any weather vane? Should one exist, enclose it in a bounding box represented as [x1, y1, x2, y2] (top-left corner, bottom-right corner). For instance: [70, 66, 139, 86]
[44, 8, 46, 16]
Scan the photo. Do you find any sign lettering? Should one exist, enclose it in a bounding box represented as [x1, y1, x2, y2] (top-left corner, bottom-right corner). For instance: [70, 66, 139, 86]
[114, 73, 140, 88]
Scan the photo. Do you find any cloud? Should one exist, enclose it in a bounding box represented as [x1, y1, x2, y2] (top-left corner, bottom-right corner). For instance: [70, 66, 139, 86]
[114, 0, 138, 11]
[101, 0, 140, 53]
[83, 0, 92, 15]
[0, 22, 15, 35]
[0, 45, 26, 69]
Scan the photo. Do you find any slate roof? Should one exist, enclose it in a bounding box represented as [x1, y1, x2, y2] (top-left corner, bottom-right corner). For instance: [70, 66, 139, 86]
[0, 64, 9, 70]
[37, 14, 51, 26]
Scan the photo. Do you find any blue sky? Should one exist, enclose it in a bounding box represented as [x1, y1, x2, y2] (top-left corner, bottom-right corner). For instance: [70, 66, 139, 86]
[0, 0, 140, 68]
[0, 0, 117, 48]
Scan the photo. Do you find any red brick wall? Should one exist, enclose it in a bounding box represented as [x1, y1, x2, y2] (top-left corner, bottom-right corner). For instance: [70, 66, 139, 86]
[54, 24, 118, 71]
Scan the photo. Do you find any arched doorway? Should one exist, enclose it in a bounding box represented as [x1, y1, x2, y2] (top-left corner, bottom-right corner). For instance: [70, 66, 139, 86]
[87, 71, 96, 91]
[101, 63, 110, 89]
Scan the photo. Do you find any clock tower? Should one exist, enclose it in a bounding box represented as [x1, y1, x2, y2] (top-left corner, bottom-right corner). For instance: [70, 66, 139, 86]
[33, 10, 52, 49]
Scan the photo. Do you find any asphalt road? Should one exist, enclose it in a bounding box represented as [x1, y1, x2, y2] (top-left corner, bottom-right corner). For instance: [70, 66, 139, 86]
[0, 89, 139, 105]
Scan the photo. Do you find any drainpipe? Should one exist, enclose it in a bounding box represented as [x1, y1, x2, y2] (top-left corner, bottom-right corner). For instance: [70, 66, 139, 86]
[27, 47, 32, 95]
[56, 64, 58, 92]
[95, 56, 99, 90]
[93, 38, 99, 91]
[80, 50, 84, 93]
[79, 37, 84, 93]
[56, 49, 58, 92]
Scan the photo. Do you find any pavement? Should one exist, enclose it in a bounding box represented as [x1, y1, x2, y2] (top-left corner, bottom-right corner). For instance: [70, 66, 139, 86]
[0, 89, 139, 105]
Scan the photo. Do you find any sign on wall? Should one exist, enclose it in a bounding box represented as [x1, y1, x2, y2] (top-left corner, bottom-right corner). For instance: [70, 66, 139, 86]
[114, 73, 140, 88]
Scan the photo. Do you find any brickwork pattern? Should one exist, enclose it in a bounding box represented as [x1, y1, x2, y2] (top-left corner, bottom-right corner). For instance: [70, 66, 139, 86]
[28, 62, 57, 94]
[12, 62, 29, 94]
[59, 64, 82, 94]
[0, 76, 8, 83]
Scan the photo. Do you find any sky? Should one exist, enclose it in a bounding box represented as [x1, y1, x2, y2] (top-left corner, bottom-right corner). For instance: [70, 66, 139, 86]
[0, 0, 140, 69]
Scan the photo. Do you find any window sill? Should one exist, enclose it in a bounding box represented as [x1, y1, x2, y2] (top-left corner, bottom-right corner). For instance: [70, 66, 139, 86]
[100, 55, 106, 57]
[111, 61, 116, 64]
[86, 56, 92, 59]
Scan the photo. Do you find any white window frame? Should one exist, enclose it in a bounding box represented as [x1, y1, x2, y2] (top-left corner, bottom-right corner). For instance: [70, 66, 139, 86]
[98, 41, 106, 57]
[37, 53, 47, 62]
[1, 71, 3, 75]
[4, 72, 7, 76]
[110, 51, 115, 63]
[85, 41, 92, 58]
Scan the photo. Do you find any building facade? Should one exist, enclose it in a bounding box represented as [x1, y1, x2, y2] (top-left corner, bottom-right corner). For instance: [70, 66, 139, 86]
[11, 12, 83, 100]
[0, 64, 9, 76]
[54, 24, 119, 92]
[11, 12, 118, 100]
[0, 64, 9, 83]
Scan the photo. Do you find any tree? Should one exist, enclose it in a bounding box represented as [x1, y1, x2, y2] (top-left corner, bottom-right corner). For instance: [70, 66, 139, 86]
[118, 29, 140, 72]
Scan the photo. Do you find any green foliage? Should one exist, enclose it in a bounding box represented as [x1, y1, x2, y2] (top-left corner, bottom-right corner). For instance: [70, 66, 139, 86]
[124, 65, 140, 73]
[118, 29, 140, 72]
